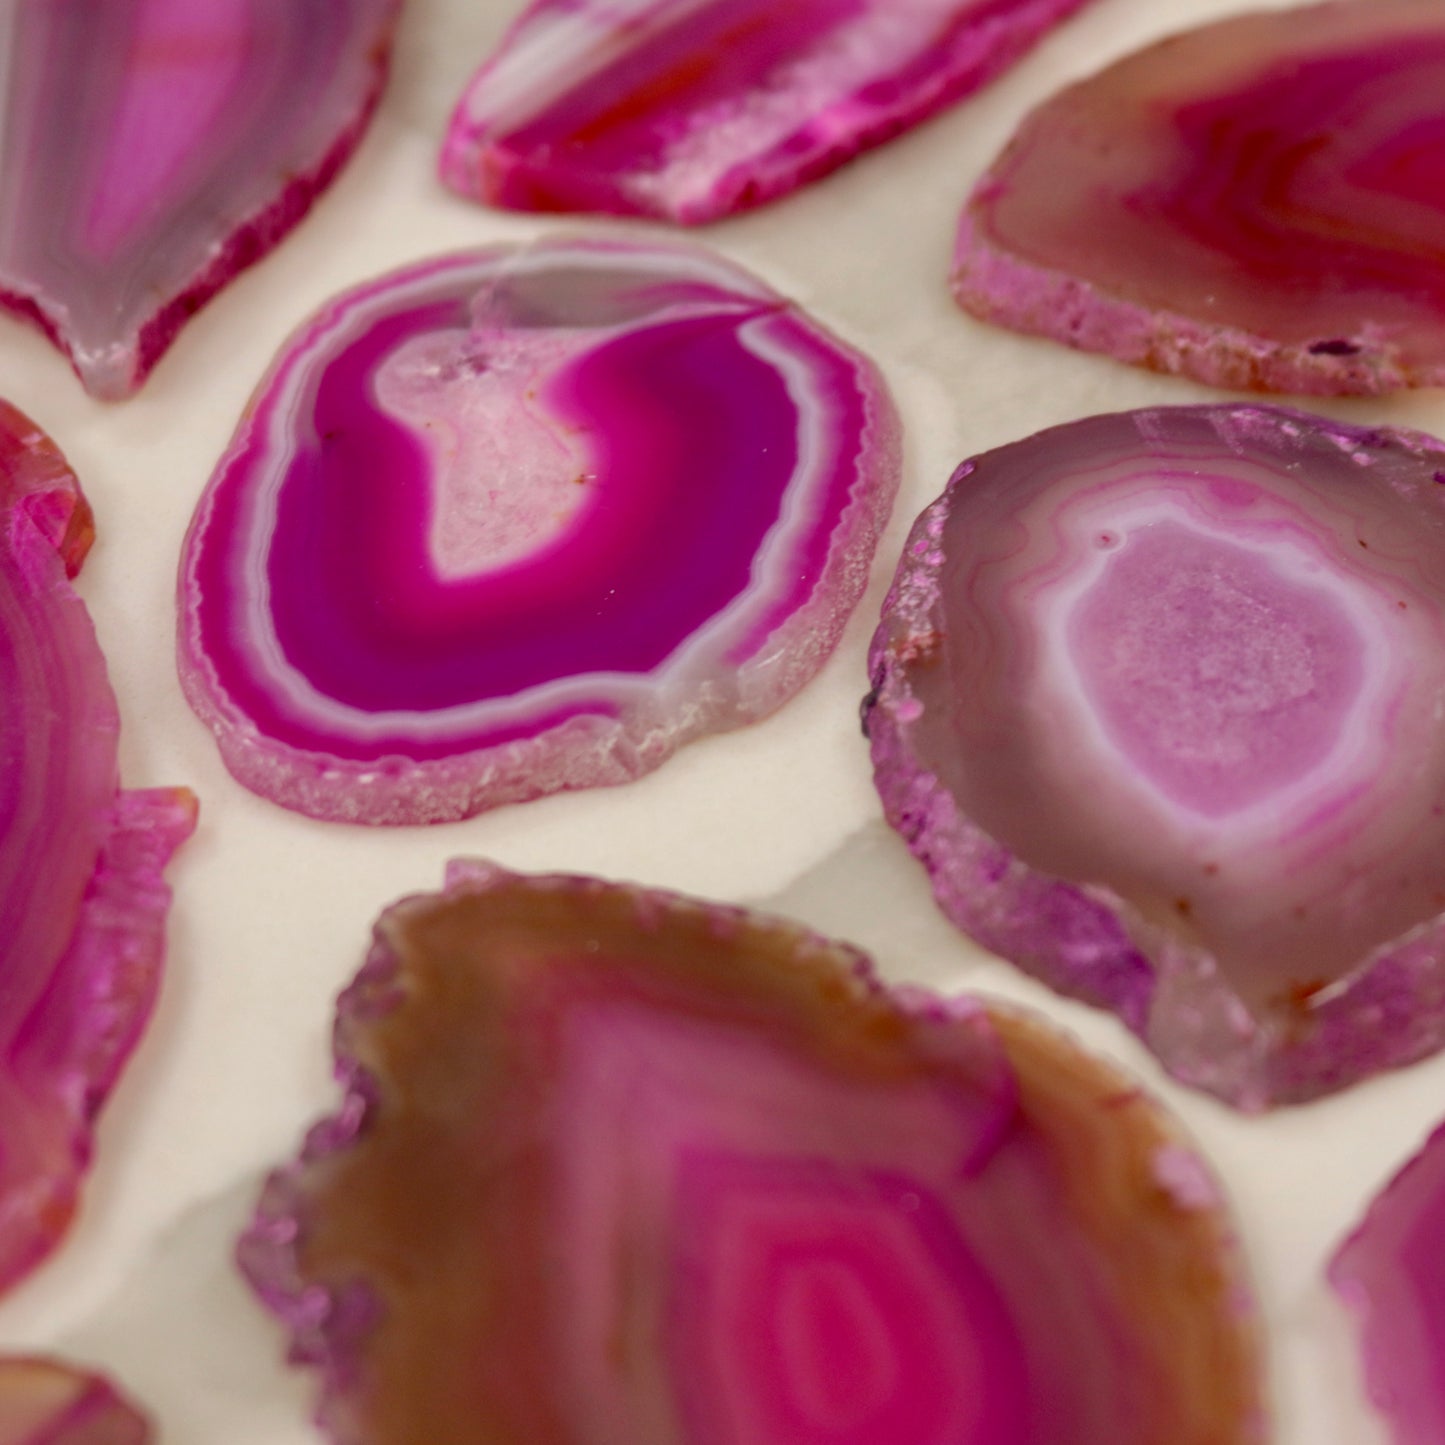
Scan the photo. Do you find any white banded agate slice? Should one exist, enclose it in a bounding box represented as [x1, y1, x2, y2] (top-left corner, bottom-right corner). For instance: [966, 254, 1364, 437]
[441, 0, 1096, 225]
[238, 863, 1265, 1445]
[0, 0, 399, 399]
[866, 404, 1445, 1108]
[178, 237, 900, 825]
[952, 0, 1445, 395]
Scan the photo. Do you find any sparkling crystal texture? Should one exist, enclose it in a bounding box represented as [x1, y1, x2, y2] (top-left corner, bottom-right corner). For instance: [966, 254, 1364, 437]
[0, 0, 399, 398]
[0, 401, 195, 1290]
[441, 0, 1095, 224]
[178, 238, 900, 824]
[866, 404, 1445, 1108]
[239, 862, 1264, 1445]
[952, 0, 1445, 395]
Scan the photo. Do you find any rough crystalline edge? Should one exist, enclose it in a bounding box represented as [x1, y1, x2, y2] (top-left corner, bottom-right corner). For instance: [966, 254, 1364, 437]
[0, 400, 196, 1290]
[863, 403, 1445, 1111]
[440, 0, 1097, 224]
[0, 1356, 151, 1444]
[0, 1, 401, 399]
[950, 0, 1445, 396]
[237, 861, 1266, 1445]
[177, 239, 901, 825]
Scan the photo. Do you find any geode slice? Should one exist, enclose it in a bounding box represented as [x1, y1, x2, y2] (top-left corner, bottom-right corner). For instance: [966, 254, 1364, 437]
[1332, 1121, 1445, 1445]
[178, 237, 900, 825]
[0, 401, 195, 1291]
[239, 863, 1265, 1445]
[0, 1358, 149, 1445]
[0, 0, 399, 399]
[953, 0, 1445, 395]
[866, 404, 1445, 1109]
[441, 0, 1096, 225]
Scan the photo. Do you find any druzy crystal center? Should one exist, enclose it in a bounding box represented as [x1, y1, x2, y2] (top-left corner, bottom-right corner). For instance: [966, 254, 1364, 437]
[1067, 522, 1364, 818]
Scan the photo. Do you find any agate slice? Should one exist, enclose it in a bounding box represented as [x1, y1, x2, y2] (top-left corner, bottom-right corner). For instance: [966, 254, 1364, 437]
[441, 0, 1096, 224]
[0, 401, 195, 1290]
[953, 0, 1445, 395]
[1332, 1121, 1445, 1445]
[239, 862, 1265, 1445]
[178, 238, 900, 825]
[0, 1358, 150, 1445]
[0, 0, 399, 399]
[867, 404, 1445, 1109]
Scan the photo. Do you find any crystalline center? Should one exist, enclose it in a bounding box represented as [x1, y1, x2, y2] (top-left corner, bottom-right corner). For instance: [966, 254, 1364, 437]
[1061, 519, 1368, 820]
[373, 328, 598, 580]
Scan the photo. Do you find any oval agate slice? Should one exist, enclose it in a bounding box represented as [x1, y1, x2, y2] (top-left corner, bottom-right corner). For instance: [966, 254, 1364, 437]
[867, 404, 1445, 1109]
[0, 1358, 150, 1445]
[0, 0, 399, 398]
[441, 0, 1096, 225]
[178, 238, 900, 825]
[953, 0, 1445, 395]
[1332, 1121, 1445, 1445]
[0, 401, 195, 1290]
[238, 863, 1265, 1445]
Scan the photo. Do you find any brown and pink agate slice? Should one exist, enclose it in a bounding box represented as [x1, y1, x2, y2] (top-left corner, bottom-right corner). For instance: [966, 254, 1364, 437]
[953, 0, 1445, 395]
[239, 863, 1265, 1445]
[0, 1359, 150, 1445]
[0, 0, 399, 398]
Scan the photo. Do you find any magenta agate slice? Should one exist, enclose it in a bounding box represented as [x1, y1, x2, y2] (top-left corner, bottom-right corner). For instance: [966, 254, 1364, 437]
[178, 238, 900, 825]
[866, 404, 1445, 1109]
[0, 400, 195, 1290]
[0, 1359, 150, 1445]
[0, 0, 399, 399]
[953, 0, 1445, 395]
[238, 863, 1265, 1445]
[441, 0, 1095, 225]
[1332, 1122, 1445, 1445]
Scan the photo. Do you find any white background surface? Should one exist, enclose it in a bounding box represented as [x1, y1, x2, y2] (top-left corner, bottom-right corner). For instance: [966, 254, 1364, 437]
[0, 0, 1437, 1439]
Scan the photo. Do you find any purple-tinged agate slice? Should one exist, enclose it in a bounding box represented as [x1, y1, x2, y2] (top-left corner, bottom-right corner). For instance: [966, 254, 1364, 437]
[0, 0, 399, 399]
[0, 401, 196, 1291]
[953, 0, 1445, 395]
[441, 0, 1096, 225]
[0, 1358, 150, 1445]
[1332, 1121, 1445, 1445]
[239, 862, 1265, 1445]
[867, 404, 1445, 1109]
[178, 237, 900, 825]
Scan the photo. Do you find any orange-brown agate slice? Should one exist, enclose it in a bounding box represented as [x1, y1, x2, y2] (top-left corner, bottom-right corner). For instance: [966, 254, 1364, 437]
[240, 863, 1265, 1445]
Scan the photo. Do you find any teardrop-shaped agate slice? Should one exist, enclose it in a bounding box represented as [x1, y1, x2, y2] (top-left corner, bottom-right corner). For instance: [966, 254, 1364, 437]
[239, 862, 1265, 1445]
[1332, 1120, 1445, 1445]
[0, 401, 195, 1290]
[867, 404, 1445, 1109]
[178, 238, 900, 825]
[0, 1358, 149, 1445]
[0, 0, 399, 399]
[953, 0, 1445, 395]
[441, 0, 1096, 225]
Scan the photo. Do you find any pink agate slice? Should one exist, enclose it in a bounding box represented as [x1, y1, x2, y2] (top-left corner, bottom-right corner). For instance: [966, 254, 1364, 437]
[0, 401, 195, 1290]
[953, 0, 1445, 395]
[1332, 1121, 1445, 1445]
[867, 404, 1445, 1109]
[441, 0, 1096, 225]
[239, 862, 1265, 1445]
[178, 237, 900, 825]
[0, 1359, 150, 1445]
[0, 0, 399, 399]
